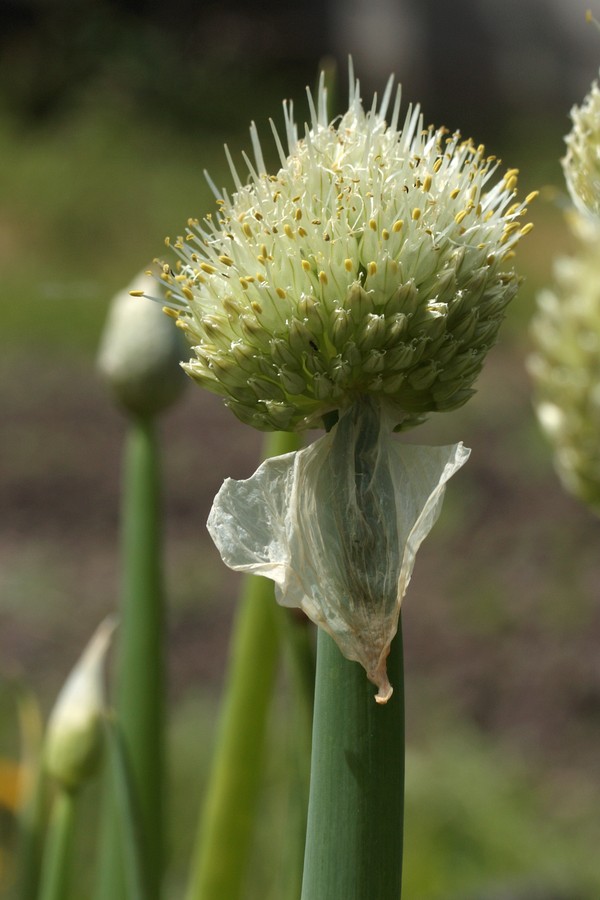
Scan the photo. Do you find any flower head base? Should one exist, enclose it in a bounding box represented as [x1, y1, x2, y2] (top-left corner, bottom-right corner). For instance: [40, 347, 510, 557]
[156, 67, 533, 432]
[563, 75, 600, 220]
[529, 213, 600, 514]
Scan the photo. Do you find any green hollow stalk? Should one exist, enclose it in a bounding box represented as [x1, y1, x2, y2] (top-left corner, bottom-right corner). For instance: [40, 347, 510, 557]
[38, 788, 77, 900]
[300, 621, 405, 900]
[96, 414, 165, 900]
[15, 683, 45, 900]
[185, 429, 300, 900]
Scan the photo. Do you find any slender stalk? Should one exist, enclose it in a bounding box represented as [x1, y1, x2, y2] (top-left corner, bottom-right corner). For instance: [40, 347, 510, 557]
[14, 683, 45, 900]
[185, 430, 299, 900]
[301, 620, 405, 900]
[104, 715, 150, 900]
[38, 788, 77, 900]
[96, 414, 165, 900]
[279, 613, 315, 900]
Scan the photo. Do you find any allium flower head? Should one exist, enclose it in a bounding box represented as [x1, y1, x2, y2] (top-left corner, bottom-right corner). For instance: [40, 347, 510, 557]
[563, 75, 600, 220]
[156, 66, 533, 432]
[529, 213, 600, 513]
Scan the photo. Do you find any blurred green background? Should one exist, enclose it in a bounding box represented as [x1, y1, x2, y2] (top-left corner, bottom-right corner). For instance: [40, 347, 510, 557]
[1, 1, 600, 897]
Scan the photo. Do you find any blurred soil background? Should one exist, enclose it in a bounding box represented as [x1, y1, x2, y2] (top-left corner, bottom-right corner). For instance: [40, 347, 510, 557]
[1, 0, 600, 897]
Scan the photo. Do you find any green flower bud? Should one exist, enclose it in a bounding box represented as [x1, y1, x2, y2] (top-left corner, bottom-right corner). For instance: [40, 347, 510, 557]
[97, 270, 187, 418]
[44, 618, 115, 792]
[158, 67, 532, 431]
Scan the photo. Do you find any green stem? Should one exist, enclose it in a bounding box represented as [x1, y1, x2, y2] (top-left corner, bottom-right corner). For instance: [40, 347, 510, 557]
[279, 613, 315, 900]
[185, 430, 300, 900]
[38, 788, 77, 900]
[96, 415, 165, 900]
[300, 620, 405, 900]
[14, 683, 45, 900]
[104, 715, 150, 900]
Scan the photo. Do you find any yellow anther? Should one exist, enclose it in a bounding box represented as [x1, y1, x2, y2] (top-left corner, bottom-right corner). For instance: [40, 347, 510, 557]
[504, 168, 519, 180]
[503, 250, 516, 261]
[239, 278, 249, 290]
[242, 222, 253, 238]
[129, 290, 145, 297]
[344, 259, 353, 272]
[433, 158, 443, 173]
[505, 175, 518, 192]
[256, 273, 266, 283]
[319, 270, 328, 285]
[367, 261, 377, 277]
[182, 287, 194, 302]
[298, 226, 307, 237]
[295, 208, 303, 221]
[284, 223, 294, 239]
[302, 259, 311, 272]
[162, 306, 179, 319]
[455, 210, 468, 225]
[525, 190, 539, 204]
[164, 236, 171, 246]
[423, 174, 432, 192]
[450, 188, 460, 199]
[219, 255, 234, 266]
[412, 208, 421, 221]
[382, 228, 390, 240]
[254, 211, 263, 220]
[200, 262, 217, 275]
[520, 222, 534, 235]
[486, 253, 496, 265]
[276, 287, 287, 299]
[251, 301, 263, 314]
[392, 219, 404, 232]
[369, 218, 377, 231]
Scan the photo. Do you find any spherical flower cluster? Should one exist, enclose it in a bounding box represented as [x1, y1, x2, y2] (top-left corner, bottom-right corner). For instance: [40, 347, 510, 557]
[156, 69, 533, 432]
[563, 75, 600, 220]
[529, 214, 600, 514]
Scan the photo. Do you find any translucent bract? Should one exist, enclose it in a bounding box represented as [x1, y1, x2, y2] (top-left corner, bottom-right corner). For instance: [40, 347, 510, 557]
[207, 400, 470, 701]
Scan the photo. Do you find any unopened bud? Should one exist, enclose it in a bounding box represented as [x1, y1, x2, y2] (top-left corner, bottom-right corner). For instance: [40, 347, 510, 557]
[44, 618, 115, 791]
[97, 270, 187, 418]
